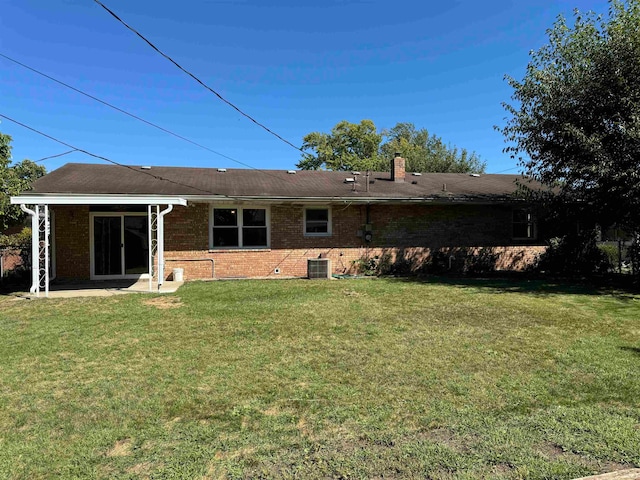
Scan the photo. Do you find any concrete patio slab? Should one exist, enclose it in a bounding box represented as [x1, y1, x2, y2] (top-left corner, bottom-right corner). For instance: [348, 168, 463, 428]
[13, 279, 183, 299]
[574, 469, 640, 480]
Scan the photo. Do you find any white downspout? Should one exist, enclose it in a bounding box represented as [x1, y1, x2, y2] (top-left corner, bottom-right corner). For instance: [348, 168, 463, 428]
[157, 204, 173, 291]
[20, 204, 39, 295]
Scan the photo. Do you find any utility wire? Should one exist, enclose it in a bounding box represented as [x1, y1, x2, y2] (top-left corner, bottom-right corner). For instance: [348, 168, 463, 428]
[93, 0, 302, 152]
[4, 112, 528, 200]
[0, 55, 522, 191]
[34, 149, 78, 163]
[0, 113, 230, 197]
[0, 52, 293, 183]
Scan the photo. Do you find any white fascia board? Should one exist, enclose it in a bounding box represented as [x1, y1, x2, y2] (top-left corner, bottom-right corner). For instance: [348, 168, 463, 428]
[10, 194, 188, 206]
[181, 195, 514, 205]
[183, 195, 423, 204]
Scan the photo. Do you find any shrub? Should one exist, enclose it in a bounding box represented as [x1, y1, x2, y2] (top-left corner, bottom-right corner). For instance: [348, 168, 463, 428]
[534, 231, 610, 275]
[0, 227, 32, 249]
[597, 243, 630, 272]
[351, 256, 380, 276]
[464, 248, 499, 274]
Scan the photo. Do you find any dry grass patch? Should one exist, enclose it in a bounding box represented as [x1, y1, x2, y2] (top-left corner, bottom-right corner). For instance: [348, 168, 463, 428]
[126, 461, 154, 476]
[143, 296, 183, 309]
[106, 438, 133, 457]
[343, 289, 367, 297]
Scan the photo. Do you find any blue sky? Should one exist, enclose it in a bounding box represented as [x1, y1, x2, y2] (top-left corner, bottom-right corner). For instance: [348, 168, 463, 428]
[1, 0, 610, 174]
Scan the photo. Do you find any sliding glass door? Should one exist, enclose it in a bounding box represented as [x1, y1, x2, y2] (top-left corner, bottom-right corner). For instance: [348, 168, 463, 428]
[92, 214, 148, 279]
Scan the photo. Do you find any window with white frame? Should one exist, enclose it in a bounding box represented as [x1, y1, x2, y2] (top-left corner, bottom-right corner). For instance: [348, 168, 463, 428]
[304, 207, 331, 236]
[512, 209, 536, 239]
[211, 207, 269, 248]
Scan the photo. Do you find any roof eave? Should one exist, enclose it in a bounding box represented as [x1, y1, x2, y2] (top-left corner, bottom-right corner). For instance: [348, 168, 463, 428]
[10, 193, 525, 206]
[180, 195, 522, 204]
[10, 194, 188, 206]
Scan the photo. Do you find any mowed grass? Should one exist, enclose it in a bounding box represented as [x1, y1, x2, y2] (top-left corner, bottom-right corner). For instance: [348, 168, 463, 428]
[1, 278, 639, 479]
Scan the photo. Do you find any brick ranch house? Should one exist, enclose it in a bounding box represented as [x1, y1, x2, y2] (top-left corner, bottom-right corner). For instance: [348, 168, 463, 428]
[11, 156, 547, 295]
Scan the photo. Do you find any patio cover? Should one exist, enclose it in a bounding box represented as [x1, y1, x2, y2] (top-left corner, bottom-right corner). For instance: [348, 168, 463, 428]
[10, 194, 187, 297]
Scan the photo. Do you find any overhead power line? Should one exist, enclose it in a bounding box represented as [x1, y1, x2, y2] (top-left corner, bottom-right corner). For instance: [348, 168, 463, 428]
[34, 149, 78, 163]
[0, 113, 228, 197]
[0, 53, 294, 183]
[92, 0, 303, 152]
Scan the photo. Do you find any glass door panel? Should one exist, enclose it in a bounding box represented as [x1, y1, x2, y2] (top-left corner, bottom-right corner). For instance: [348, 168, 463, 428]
[124, 216, 149, 275]
[94, 216, 122, 276]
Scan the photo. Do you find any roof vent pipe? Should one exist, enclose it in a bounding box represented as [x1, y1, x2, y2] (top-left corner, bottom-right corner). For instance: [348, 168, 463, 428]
[442, 183, 447, 192]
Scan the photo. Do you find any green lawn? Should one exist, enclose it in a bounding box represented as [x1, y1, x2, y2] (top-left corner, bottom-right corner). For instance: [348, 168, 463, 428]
[1, 278, 639, 479]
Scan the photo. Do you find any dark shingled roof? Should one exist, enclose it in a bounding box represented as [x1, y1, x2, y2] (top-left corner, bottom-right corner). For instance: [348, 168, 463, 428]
[31, 163, 542, 202]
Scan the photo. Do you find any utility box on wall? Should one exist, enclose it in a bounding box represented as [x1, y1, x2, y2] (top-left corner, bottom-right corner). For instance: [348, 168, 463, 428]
[307, 258, 331, 279]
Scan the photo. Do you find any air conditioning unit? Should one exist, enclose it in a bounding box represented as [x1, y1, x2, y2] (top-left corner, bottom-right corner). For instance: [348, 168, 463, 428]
[308, 258, 331, 279]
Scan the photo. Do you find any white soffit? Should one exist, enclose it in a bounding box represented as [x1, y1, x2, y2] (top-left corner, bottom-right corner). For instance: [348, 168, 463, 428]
[10, 195, 188, 206]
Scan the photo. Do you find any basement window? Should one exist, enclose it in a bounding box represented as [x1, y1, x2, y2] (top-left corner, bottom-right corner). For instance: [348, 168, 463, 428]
[304, 207, 332, 236]
[210, 206, 269, 248]
[512, 209, 536, 240]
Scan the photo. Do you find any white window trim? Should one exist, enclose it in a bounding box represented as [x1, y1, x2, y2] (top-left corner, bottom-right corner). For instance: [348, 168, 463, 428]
[512, 209, 537, 240]
[304, 206, 332, 237]
[209, 205, 271, 249]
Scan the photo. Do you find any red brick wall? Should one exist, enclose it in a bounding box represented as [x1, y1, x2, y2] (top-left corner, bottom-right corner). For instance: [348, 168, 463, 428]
[52, 205, 91, 279]
[48, 203, 545, 281]
[163, 203, 545, 280]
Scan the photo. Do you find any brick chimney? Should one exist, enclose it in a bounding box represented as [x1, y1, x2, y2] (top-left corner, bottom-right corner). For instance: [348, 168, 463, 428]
[391, 153, 405, 182]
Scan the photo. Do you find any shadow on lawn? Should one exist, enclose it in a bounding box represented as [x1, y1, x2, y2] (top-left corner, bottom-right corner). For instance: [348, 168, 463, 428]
[620, 346, 640, 356]
[392, 274, 640, 300]
[0, 278, 141, 295]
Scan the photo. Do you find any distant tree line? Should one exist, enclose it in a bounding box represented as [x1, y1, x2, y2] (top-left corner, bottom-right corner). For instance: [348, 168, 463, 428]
[297, 120, 486, 174]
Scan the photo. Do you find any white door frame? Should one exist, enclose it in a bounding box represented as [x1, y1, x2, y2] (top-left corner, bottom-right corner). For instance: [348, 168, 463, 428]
[89, 212, 150, 280]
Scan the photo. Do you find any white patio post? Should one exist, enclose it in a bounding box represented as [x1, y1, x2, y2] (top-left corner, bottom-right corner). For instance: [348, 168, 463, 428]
[42, 205, 49, 297]
[157, 204, 173, 290]
[147, 204, 153, 292]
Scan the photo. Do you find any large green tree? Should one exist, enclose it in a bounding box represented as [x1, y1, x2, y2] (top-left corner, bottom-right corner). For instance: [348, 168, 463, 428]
[297, 120, 382, 171]
[0, 133, 46, 231]
[500, 0, 640, 232]
[381, 123, 486, 173]
[298, 120, 486, 173]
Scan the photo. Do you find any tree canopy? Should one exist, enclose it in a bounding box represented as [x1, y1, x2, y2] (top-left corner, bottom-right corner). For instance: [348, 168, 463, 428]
[0, 133, 46, 231]
[298, 120, 382, 171]
[297, 120, 486, 174]
[500, 0, 640, 232]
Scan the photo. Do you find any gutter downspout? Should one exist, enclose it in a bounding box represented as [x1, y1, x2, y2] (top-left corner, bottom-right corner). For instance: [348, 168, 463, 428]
[20, 204, 39, 295]
[157, 204, 173, 291]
